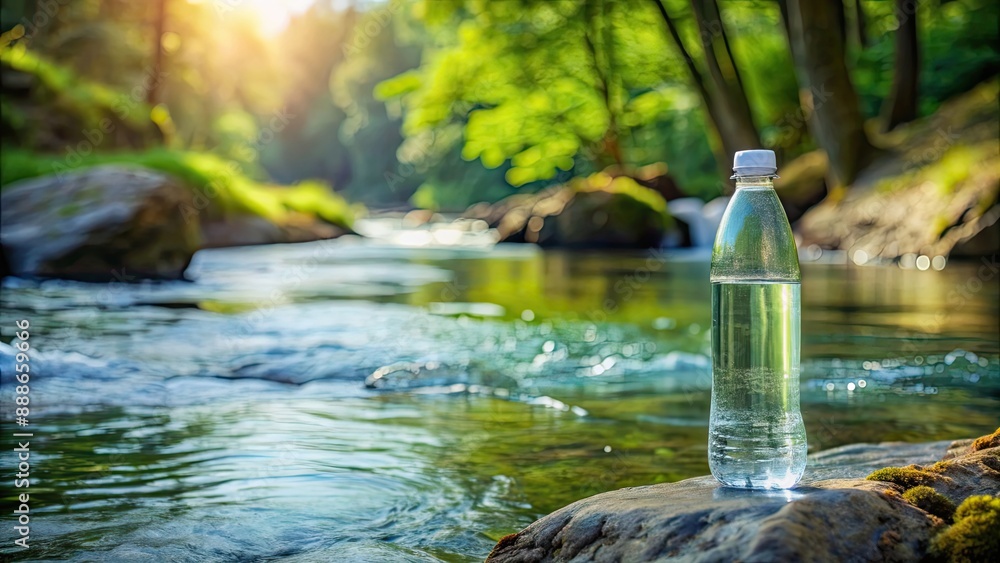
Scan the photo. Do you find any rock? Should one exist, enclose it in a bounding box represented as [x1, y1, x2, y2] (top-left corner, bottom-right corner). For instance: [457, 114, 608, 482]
[546, 185, 668, 249]
[796, 80, 1000, 260]
[632, 162, 686, 203]
[465, 173, 670, 249]
[487, 435, 1000, 563]
[402, 209, 442, 228]
[465, 186, 568, 244]
[805, 440, 952, 481]
[200, 212, 346, 249]
[200, 215, 284, 248]
[949, 210, 1000, 258]
[1, 165, 200, 280]
[773, 150, 828, 223]
[278, 214, 348, 244]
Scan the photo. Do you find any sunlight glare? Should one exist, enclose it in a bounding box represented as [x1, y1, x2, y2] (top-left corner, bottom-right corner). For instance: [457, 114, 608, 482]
[238, 0, 316, 36]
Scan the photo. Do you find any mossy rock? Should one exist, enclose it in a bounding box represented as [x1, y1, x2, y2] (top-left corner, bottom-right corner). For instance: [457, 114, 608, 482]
[489, 436, 1000, 563]
[902, 486, 956, 522]
[970, 428, 1000, 452]
[866, 466, 941, 490]
[465, 172, 672, 249]
[927, 460, 952, 473]
[930, 495, 1000, 563]
[0, 165, 200, 280]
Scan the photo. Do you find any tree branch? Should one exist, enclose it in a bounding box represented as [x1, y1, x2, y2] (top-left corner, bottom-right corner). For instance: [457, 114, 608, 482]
[704, 0, 745, 95]
[648, 0, 711, 105]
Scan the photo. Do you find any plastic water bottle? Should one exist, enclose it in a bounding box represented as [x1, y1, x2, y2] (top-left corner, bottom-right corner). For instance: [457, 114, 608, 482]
[708, 149, 807, 489]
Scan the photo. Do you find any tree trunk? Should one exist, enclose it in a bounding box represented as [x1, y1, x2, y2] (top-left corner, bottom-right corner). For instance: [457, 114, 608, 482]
[584, 0, 625, 169]
[880, 0, 919, 131]
[835, 0, 848, 57]
[854, 0, 869, 49]
[697, 0, 744, 92]
[785, 0, 877, 193]
[650, 0, 760, 177]
[148, 0, 167, 106]
[776, 0, 790, 39]
[689, 0, 760, 160]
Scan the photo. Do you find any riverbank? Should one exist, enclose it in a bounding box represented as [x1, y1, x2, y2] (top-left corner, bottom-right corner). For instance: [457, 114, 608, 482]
[794, 79, 1000, 260]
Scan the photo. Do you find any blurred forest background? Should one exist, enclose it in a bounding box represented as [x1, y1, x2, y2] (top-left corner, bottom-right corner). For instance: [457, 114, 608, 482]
[1, 0, 998, 258]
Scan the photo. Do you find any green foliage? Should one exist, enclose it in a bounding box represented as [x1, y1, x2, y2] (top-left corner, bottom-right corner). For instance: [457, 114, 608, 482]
[329, 7, 423, 205]
[624, 98, 721, 200]
[0, 43, 158, 141]
[0, 147, 355, 228]
[258, 99, 352, 194]
[378, 0, 1000, 208]
[279, 180, 357, 228]
[865, 466, 941, 490]
[725, 4, 801, 146]
[930, 495, 1000, 563]
[380, 0, 681, 187]
[5, 0, 999, 215]
[408, 138, 519, 211]
[902, 486, 956, 522]
[852, 0, 1000, 119]
[377, 0, 795, 201]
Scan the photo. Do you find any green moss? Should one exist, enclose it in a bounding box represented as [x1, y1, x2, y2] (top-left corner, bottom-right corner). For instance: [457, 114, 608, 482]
[931, 215, 952, 238]
[865, 466, 940, 490]
[930, 495, 1000, 563]
[970, 428, 1000, 452]
[927, 146, 977, 195]
[927, 461, 952, 473]
[873, 141, 995, 196]
[0, 147, 357, 229]
[279, 180, 357, 230]
[902, 486, 956, 522]
[572, 173, 673, 230]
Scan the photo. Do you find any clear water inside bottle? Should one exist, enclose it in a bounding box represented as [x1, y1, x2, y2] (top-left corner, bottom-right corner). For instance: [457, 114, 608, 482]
[709, 281, 807, 489]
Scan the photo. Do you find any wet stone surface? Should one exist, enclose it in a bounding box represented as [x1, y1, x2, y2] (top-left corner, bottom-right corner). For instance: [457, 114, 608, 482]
[487, 440, 999, 563]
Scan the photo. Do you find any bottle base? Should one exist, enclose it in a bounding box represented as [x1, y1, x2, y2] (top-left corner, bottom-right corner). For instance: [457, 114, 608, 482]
[710, 473, 803, 490]
[708, 417, 807, 491]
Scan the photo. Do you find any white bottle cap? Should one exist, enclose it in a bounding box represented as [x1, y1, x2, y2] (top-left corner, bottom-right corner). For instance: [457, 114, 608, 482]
[733, 149, 777, 176]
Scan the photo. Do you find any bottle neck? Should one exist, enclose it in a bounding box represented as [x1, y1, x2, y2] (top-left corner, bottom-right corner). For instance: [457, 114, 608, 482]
[733, 175, 775, 189]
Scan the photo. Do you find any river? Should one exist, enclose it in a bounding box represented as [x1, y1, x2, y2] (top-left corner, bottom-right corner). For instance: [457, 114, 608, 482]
[1, 231, 997, 561]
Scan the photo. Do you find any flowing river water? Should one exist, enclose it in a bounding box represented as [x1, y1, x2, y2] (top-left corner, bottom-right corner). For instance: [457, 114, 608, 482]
[1, 231, 998, 561]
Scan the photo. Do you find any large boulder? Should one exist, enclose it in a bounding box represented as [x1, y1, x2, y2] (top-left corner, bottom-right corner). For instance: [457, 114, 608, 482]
[465, 173, 671, 249]
[1, 165, 200, 280]
[487, 434, 1000, 563]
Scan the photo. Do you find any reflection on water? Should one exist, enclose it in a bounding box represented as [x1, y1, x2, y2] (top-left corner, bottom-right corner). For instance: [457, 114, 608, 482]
[1, 236, 997, 561]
